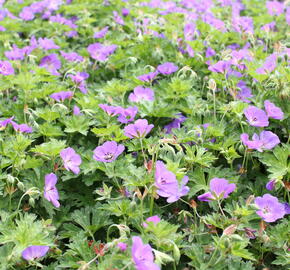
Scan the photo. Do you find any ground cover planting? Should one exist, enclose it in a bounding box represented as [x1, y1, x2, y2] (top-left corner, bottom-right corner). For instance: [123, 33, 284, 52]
[0, 0, 289, 269]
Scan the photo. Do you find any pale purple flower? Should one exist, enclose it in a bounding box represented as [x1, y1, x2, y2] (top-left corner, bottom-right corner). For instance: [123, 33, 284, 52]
[164, 113, 186, 134]
[266, 1, 284, 16]
[0, 60, 14, 75]
[65, 30, 78, 37]
[132, 236, 160, 270]
[60, 51, 83, 62]
[205, 47, 216, 58]
[19, 7, 35, 21]
[38, 38, 60, 50]
[157, 62, 178, 75]
[236, 80, 253, 103]
[39, 54, 61, 76]
[99, 104, 121, 116]
[255, 194, 285, 222]
[93, 141, 125, 163]
[117, 242, 127, 252]
[208, 60, 231, 73]
[93, 26, 109, 39]
[137, 71, 158, 82]
[198, 178, 236, 202]
[264, 100, 284, 120]
[5, 45, 26, 61]
[244, 106, 269, 127]
[60, 147, 82, 174]
[256, 54, 277, 74]
[155, 161, 189, 203]
[266, 179, 276, 191]
[22, 246, 49, 261]
[87, 43, 117, 62]
[129, 86, 154, 102]
[261, 22, 276, 32]
[284, 203, 290, 215]
[124, 119, 154, 139]
[0, 117, 14, 128]
[232, 16, 254, 34]
[143, 215, 161, 228]
[122, 8, 130, 16]
[11, 122, 33, 133]
[240, 131, 280, 152]
[73, 105, 82, 115]
[117, 106, 138, 124]
[68, 72, 89, 94]
[113, 11, 124, 25]
[184, 23, 195, 41]
[50, 91, 73, 102]
[44, 173, 60, 208]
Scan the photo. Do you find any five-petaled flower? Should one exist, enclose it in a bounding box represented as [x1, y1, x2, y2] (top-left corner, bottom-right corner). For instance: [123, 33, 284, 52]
[93, 141, 125, 163]
[60, 147, 82, 174]
[198, 178, 236, 202]
[44, 173, 60, 208]
[244, 106, 269, 127]
[124, 119, 154, 139]
[155, 161, 189, 203]
[132, 236, 160, 270]
[254, 193, 285, 222]
[22, 245, 49, 261]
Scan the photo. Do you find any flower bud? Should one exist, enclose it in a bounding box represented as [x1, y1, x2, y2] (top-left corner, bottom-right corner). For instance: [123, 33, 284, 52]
[17, 182, 25, 191]
[7, 175, 15, 184]
[208, 79, 216, 91]
[29, 197, 35, 207]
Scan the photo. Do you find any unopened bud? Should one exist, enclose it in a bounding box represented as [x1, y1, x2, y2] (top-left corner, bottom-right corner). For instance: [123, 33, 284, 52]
[17, 182, 25, 191]
[7, 175, 15, 184]
[223, 224, 237, 236]
[208, 79, 216, 91]
[29, 197, 35, 207]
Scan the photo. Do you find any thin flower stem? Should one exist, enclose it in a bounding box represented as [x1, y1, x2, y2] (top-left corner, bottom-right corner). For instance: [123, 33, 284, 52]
[120, 262, 132, 270]
[217, 199, 226, 217]
[149, 193, 154, 216]
[139, 138, 147, 165]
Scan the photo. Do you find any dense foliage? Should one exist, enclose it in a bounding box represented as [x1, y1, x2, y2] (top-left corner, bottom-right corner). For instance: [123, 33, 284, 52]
[0, 0, 289, 269]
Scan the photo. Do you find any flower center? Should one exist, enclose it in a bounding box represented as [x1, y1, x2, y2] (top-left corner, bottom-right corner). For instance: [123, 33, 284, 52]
[104, 153, 114, 160]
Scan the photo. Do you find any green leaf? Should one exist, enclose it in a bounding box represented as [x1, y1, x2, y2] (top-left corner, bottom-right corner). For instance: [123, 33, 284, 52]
[64, 115, 92, 135]
[30, 139, 66, 157]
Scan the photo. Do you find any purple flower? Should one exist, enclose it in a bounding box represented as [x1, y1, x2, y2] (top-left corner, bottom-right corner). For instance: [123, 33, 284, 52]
[124, 119, 154, 139]
[122, 8, 130, 16]
[198, 178, 236, 202]
[50, 91, 73, 102]
[184, 23, 196, 41]
[73, 105, 82, 115]
[244, 106, 269, 127]
[132, 236, 160, 270]
[93, 26, 109, 39]
[240, 131, 280, 152]
[205, 47, 216, 58]
[255, 194, 285, 222]
[284, 203, 290, 215]
[266, 179, 276, 191]
[11, 122, 33, 133]
[261, 22, 276, 32]
[60, 51, 83, 62]
[117, 106, 138, 124]
[143, 215, 161, 228]
[87, 43, 117, 62]
[113, 11, 124, 25]
[69, 72, 89, 94]
[44, 173, 60, 208]
[137, 71, 158, 82]
[0, 60, 14, 75]
[99, 104, 121, 116]
[266, 1, 284, 16]
[5, 45, 26, 61]
[256, 54, 277, 74]
[22, 246, 49, 261]
[129, 86, 154, 102]
[232, 16, 254, 34]
[157, 62, 178, 75]
[0, 117, 13, 129]
[19, 7, 35, 21]
[208, 60, 231, 73]
[155, 161, 189, 203]
[264, 100, 284, 120]
[38, 38, 60, 50]
[117, 242, 127, 252]
[164, 113, 186, 134]
[60, 147, 82, 174]
[236, 81, 253, 103]
[39, 54, 61, 76]
[93, 141, 125, 163]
